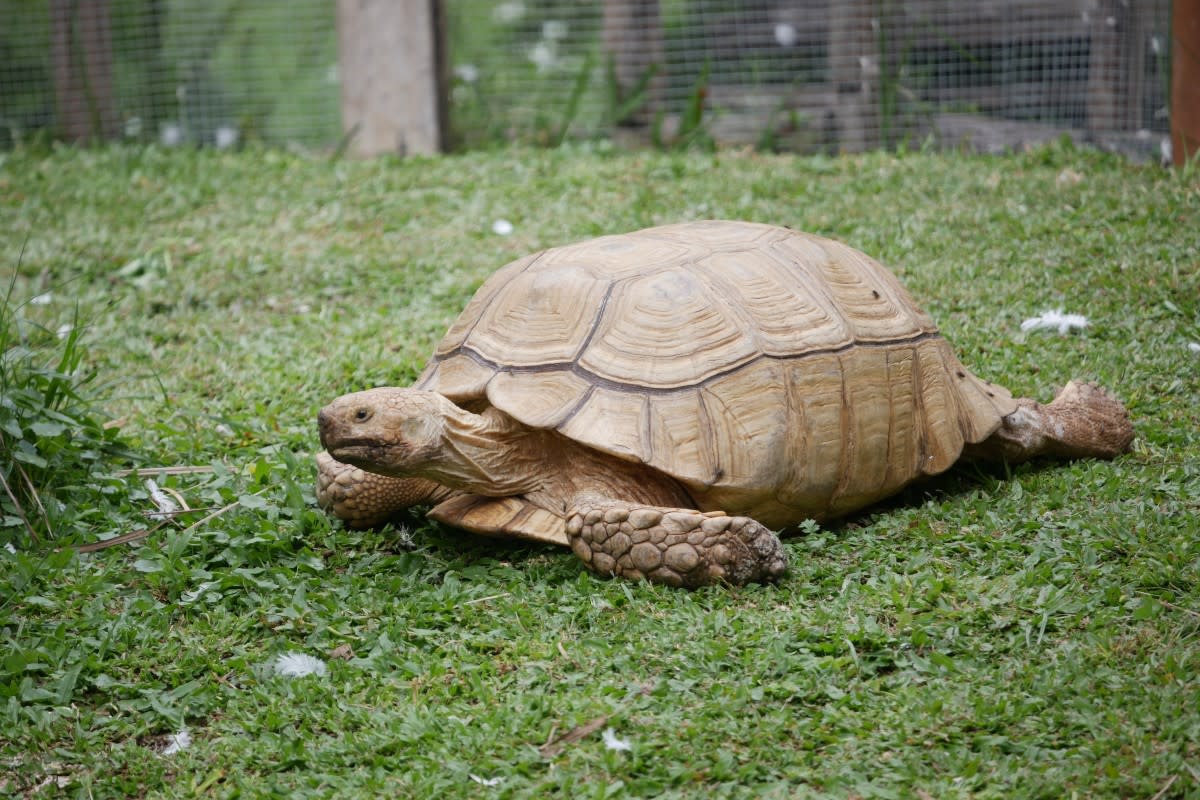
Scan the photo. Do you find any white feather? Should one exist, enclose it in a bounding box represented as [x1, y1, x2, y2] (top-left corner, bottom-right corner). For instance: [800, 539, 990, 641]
[1020, 310, 1089, 334]
[273, 652, 327, 678]
[162, 729, 191, 756]
[602, 727, 632, 752]
[145, 479, 178, 519]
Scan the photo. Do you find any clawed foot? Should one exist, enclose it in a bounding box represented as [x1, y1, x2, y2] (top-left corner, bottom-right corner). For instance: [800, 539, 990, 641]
[566, 501, 788, 589]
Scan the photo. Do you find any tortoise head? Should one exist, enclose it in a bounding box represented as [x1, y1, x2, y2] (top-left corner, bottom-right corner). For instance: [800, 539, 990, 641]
[318, 388, 449, 476]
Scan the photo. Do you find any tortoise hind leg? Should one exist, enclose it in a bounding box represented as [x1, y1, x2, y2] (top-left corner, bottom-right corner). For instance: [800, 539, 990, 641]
[316, 452, 452, 528]
[966, 380, 1134, 463]
[565, 497, 788, 589]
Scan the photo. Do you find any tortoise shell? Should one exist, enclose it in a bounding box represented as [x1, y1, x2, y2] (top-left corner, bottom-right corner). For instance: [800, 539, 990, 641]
[414, 220, 1017, 525]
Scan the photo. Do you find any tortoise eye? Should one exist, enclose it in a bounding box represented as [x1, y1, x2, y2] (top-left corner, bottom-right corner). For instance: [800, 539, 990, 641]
[355, 408, 369, 421]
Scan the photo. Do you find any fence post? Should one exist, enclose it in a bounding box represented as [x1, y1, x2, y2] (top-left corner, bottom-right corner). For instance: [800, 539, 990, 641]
[603, 0, 666, 128]
[1086, 0, 1138, 135]
[829, 1, 880, 152]
[336, 0, 447, 156]
[1173, 0, 1200, 165]
[51, 0, 119, 142]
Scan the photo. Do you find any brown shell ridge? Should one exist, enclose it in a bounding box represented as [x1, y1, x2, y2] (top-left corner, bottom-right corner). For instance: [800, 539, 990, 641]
[567, 280, 619, 362]
[431, 329, 946, 402]
[433, 249, 549, 358]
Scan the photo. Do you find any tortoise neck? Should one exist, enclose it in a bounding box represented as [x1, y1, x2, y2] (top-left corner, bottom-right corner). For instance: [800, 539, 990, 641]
[425, 404, 548, 497]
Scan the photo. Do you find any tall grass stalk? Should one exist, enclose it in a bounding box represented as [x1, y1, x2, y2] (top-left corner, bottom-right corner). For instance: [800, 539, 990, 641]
[0, 272, 132, 545]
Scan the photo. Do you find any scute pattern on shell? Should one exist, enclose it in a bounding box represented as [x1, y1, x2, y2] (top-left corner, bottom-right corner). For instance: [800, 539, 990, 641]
[416, 221, 1018, 525]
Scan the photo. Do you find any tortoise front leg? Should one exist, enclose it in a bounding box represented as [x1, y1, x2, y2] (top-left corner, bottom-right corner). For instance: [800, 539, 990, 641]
[316, 452, 453, 528]
[565, 497, 788, 589]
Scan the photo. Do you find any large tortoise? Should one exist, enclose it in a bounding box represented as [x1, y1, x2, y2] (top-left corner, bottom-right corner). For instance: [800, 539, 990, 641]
[316, 221, 1133, 588]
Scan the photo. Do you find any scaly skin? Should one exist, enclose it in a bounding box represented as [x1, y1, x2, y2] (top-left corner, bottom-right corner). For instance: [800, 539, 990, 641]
[565, 500, 788, 589]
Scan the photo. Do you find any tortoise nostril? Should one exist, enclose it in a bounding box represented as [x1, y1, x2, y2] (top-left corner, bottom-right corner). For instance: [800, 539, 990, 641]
[317, 409, 330, 429]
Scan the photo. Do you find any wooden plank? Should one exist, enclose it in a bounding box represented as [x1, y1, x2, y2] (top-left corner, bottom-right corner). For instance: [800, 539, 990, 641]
[1172, 0, 1200, 164]
[336, 0, 446, 156]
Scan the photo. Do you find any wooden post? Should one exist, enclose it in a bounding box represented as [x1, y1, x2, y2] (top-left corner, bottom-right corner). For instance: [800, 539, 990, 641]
[336, 0, 447, 157]
[51, 0, 119, 143]
[602, 0, 666, 128]
[1172, 0, 1200, 165]
[1086, 0, 1136, 134]
[829, 1, 880, 152]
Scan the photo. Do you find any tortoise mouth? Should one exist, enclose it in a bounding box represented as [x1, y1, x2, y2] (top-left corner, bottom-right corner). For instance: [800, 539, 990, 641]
[326, 442, 394, 469]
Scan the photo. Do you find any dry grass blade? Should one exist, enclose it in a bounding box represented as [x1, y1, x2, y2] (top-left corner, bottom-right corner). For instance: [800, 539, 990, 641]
[463, 592, 511, 605]
[539, 715, 609, 758]
[0, 467, 38, 544]
[115, 466, 215, 477]
[73, 526, 161, 553]
[1149, 774, 1177, 800]
[13, 460, 52, 539]
[159, 485, 190, 512]
[72, 489, 268, 553]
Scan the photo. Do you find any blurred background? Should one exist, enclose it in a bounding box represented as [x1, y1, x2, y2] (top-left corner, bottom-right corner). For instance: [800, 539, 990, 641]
[0, 1, 1179, 161]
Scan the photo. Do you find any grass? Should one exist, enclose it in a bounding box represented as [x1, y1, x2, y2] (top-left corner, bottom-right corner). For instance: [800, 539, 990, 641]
[0, 140, 1197, 798]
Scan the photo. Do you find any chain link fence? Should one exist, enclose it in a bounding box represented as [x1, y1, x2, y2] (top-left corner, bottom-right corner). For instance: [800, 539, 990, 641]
[0, 1, 1173, 160]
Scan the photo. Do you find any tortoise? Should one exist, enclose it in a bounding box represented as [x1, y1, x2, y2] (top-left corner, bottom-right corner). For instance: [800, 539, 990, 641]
[316, 221, 1133, 588]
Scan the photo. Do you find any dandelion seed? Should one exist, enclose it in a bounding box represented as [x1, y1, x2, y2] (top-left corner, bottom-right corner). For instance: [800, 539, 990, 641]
[491, 1, 524, 23]
[160, 123, 184, 147]
[162, 729, 191, 756]
[30, 292, 52, 306]
[214, 125, 239, 150]
[215, 423, 235, 438]
[56, 323, 73, 339]
[455, 64, 479, 84]
[528, 40, 557, 72]
[1020, 310, 1089, 334]
[145, 479, 179, 519]
[4, 542, 16, 554]
[492, 219, 514, 236]
[273, 652, 327, 678]
[773, 23, 798, 47]
[602, 727, 632, 752]
[470, 774, 503, 787]
[1188, 342, 1200, 354]
[542, 20, 568, 41]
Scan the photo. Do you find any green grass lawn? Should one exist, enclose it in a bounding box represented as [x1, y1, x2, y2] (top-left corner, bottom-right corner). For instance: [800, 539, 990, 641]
[1, 142, 1198, 798]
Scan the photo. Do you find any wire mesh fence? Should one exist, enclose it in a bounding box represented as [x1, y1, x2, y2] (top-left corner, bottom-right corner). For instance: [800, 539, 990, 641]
[448, 0, 1173, 159]
[0, 0, 1174, 160]
[0, 0, 340, 150]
